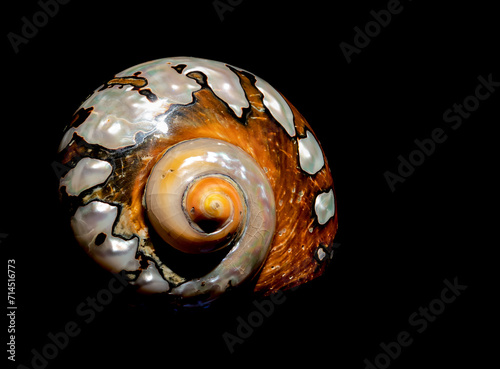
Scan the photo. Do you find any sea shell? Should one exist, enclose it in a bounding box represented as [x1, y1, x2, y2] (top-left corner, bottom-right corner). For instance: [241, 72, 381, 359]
[57, 57, 337, 307]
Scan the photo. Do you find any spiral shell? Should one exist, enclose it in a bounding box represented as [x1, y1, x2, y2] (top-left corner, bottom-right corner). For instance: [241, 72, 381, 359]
[57, 57, 337, 306]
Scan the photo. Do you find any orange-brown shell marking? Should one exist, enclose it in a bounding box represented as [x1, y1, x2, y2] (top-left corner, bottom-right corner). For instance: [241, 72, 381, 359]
[185, 176, 244, 235]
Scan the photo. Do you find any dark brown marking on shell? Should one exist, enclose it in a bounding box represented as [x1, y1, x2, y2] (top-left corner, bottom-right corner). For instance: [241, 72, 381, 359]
[172, 64, 187, 74]
[95, 233, 106, 246]
[68, 107, 93, 129]
[138, 89, 158, 102]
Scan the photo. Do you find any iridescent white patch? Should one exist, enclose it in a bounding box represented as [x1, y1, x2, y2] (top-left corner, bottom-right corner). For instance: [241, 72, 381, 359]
[255, 77, 296, 137]
[298, 131, 324, 175]
[59, 87, 168, 151]
[133, 260, 170, 294]
[317, 247, 327, 261]
[71, 201, 140, 273]
[60, 158, 112, 196]
[314, 189, 335, 225]
[167, 57, 249, 117]
[116, 58, 200, 105]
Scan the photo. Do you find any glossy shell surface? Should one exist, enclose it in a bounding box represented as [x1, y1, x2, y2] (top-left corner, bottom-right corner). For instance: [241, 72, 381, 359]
[58, 57, 337, 306]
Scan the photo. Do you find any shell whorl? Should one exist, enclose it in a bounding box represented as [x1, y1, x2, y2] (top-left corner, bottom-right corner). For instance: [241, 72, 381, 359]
[144, 138, 275, 301]
[58, 57, 337, 306]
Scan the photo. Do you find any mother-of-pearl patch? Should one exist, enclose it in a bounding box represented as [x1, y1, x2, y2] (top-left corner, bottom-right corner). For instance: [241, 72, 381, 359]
[115, 58, 200, 105]
[71, 201, 140, 273]
[60, 158, 112, 196]
[314, 189, 335, 225]
[254, 77, 296, 137]
[167, 56, 249, 118]
[59, 87, 168, 151]
[298, 131, 324, 175]
[133, 260, 170, 294]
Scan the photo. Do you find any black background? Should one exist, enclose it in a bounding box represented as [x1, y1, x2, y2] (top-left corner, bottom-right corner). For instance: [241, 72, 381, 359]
[2, 0, 497, 368]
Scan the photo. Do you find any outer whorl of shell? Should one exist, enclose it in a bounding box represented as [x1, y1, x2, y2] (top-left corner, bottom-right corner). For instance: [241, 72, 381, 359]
[58, 57, 338, 306]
